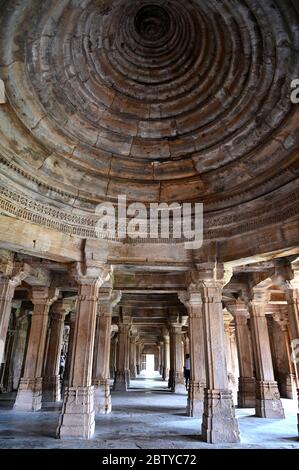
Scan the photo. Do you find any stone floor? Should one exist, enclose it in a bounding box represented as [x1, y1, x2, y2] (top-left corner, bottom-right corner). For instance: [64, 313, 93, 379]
[0, 376, 298, 449]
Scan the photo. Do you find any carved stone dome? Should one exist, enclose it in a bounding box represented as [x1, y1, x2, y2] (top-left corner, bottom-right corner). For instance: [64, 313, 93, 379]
[0, 0, 299, 241]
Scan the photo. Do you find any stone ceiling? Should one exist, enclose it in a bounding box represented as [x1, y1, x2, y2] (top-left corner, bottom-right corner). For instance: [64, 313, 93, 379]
[0, 0, 299, 247]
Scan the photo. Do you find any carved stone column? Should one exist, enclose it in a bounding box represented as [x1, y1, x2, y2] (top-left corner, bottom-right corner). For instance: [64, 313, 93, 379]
[192, 263, 240, 444]
[136, 340, 141, 375]
[272, 308, 297, 399]
[282, 263, 299, 434]
[159, 340, 164, 376]
[14, 287, 58, 411]
[163, 334, 170, 381]
[11, 307, 30, 391]
[93, 290, 121, 414]
[169, 318, 186, 393]
[63, 310, 76, 390]
[179, 291, 205, 417]
[57, 264, 111, 439]
[226, 300, 256, 408]
[129, 330, 138, 379]
[110, 332, 117, 379]
[0, 258, 30, 366]
[248, 288, 284, 418]
[113, 317, 131, 391]
[42, 300, 66, 402]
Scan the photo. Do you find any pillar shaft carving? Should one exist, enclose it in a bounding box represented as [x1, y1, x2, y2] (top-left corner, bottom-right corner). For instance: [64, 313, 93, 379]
[248, 288, 284, 419]
[226, 300, 255, 408]
[57, 263, 111, 439]
[187, 263, 240, 444]
[43, 300, 67, 402]
[113, 318, 131, 392]
[0, 261, 31, 365]
[14, 286, 59, 411]
[93, 290, 121, 413]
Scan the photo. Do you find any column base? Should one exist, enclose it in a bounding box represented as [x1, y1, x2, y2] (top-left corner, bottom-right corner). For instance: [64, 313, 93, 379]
[130, 368, 137, 380]
[163, 367, 169, 381]
[14, 377, 43, 411]
[93, 380, 112, 414]
[283, 373, 297, 400]
[125, 369, 130, 388]
[113, 371, 127, 391]
[202, 389, 240, 444]
[171, 374, 186, 394]
[56, 386, 95, 439]
[187, 381, 205, 417]
[42, 375, 61, 403]
[237, 377, 256, 408]
[255, 381, 285, 419]
[168, 370, 174, 389]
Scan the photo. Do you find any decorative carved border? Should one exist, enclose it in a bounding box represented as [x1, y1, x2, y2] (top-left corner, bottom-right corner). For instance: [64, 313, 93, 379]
[0, 183, 298, 243]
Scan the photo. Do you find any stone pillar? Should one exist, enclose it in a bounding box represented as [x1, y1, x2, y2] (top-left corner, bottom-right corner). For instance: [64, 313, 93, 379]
[14, 287, 58, 411]
[110, 334, 117, 379]
[57, 265, 111, 439]
[272, 308, 297, 399]
[193, 263, 240, 444]
[63, 311, 76, 390]
[180, 292, 206, 417]
[113, 319, 131, 391]
[159, 341, 164, 376]
[136, 340, 141, 375]
[283, 265, 299, 434]
[169, 319, 185, 393]
[163, 335, 170, 381]
[226, 301, 256, 408]
[93, 290, 121, 414]
[248, 288, 284, 418]
[42, 300, 66, 402]
[1, 301, 21, 392]
[0, 263, 29, 366]
[129, 331, 138, 379]
[11, 308, 30, 390]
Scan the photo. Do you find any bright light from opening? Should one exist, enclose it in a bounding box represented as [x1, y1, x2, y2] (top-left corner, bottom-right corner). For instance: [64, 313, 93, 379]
[145, 354, 155, 375]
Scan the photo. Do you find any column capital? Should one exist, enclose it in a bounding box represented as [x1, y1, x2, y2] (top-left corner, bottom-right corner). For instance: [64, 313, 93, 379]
[272, 307, 289, 331]
[188, 262, 232, 290]
[50, 299, 68, 320]
[225, 299, 249, 321]
[178, 290, 202, 308]
[31, 286, 59, 308]
[97, 289, 121, 317]
[248, 288, 268, 316]
[118, 322, 131, 334]
[74, 262, 112, 289]
[0, 262, 32, 299]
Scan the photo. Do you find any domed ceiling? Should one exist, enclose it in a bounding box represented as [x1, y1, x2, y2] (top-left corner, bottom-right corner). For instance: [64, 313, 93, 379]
[0, 0, 299, 241]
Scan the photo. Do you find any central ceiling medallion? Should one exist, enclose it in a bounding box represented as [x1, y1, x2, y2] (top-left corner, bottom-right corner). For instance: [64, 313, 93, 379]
[134, 4, 171, 42]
